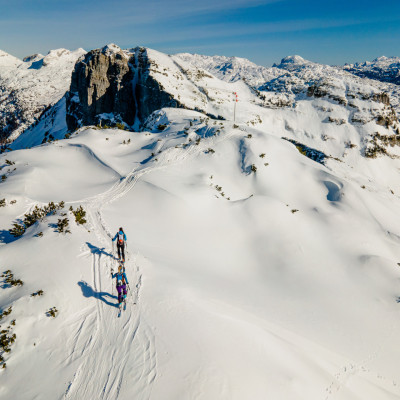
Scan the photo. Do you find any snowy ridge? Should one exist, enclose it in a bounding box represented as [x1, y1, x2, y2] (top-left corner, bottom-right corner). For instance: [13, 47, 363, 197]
[344, 56, 400, 85]
[175, 52, 283, 88]
[0, 50, 23, 69]
[0, 47, 86, 141]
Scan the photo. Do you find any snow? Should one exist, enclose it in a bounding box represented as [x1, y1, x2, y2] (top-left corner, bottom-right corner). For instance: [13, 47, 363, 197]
[101, 43, 124, 56]
[0, 47, 86, 140]
[274, 55, 309, 69]
[2, 45, 400, 399]
[0, 50, 23, 68]
[1, 99, 400, 399]
[176, 52, 283, 88]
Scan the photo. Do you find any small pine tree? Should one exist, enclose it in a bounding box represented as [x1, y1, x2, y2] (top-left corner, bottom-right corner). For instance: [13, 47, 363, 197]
[57, 218, 70, 233]
[71, 206, 86, 225]
[9, 223, 26, 237]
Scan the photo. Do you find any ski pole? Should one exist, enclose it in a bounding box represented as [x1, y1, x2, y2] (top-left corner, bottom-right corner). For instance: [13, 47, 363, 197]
[128, 284, 133, 302]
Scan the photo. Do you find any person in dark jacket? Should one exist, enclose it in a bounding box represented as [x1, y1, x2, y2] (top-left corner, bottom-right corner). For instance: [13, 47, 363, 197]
[112, 227, 127, 261]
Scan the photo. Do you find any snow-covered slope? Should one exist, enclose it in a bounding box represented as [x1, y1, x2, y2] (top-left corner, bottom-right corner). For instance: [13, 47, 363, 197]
[2, 105, 400, 399]
[2, 44, 400, 399]
[0, 48, 86, 141]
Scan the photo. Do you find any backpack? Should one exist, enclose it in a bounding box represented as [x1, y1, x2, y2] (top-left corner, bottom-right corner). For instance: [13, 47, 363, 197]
[117, 272, 126, 285]
[118, 232, 124, 244]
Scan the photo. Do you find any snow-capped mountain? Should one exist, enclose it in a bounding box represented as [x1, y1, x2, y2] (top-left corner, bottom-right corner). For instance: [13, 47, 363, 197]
[0, 48, 86, 142]
[2, 44, 400, 400]
[343, 56, 400, 85]
[176, 52, 283, 87]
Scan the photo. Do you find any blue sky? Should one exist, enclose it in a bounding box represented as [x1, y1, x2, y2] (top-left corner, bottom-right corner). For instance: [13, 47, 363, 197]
[1, 0, 400, 66]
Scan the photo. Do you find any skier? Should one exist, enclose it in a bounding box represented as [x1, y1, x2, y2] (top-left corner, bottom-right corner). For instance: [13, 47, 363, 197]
[112, 227, 127, 262]
[113, 264, 129, 308]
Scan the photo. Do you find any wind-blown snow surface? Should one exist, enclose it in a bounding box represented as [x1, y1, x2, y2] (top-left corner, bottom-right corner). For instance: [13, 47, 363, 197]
[2, 108, 400, 399]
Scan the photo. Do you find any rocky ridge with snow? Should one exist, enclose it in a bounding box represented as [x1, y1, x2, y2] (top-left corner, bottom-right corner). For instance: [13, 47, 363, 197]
[343, 56, 400, 85]
[0, 48, 85, 142]
[2, 45, 400, 162]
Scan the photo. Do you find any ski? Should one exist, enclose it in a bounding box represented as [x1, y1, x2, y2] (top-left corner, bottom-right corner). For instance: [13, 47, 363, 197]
[123, 300, 126, 311]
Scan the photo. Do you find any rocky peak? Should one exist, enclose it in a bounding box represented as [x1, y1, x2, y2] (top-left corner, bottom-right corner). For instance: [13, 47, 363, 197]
[101, 43, 125, 57]
[23, 54, 44, 63]
[273, 55, 309, 70]
[66, 46, 135, 131]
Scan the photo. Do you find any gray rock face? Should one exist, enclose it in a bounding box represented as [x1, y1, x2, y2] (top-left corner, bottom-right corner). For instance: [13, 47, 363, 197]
[134, 48, 181, 122]
[372, 92, 390, 106]
[66, 46, 186, 132]
[66, 46, 135, 131]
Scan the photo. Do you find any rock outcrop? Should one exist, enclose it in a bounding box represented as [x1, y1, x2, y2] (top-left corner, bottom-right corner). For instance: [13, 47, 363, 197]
[134, 48, 181, 122]
[66, 45, 229, 132]
[66, 44, 135, 131]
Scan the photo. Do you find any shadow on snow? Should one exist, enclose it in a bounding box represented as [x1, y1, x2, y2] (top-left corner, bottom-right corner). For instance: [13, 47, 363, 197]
[86, 242, 114, 259]
[0, 229, 18, 244]
[77, 280, 118, 308]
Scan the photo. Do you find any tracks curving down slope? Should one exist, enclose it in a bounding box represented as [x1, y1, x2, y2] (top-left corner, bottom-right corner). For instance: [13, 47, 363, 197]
[63, 125, 234, 399]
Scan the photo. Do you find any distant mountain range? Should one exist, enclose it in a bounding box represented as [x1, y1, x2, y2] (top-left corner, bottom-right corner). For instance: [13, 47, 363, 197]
[1, 45, 400, 162]
[343, 56, 400, 85]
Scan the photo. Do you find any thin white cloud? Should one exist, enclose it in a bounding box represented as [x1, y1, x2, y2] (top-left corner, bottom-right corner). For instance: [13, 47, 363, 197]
[114, 0, 284, 24]
[132, 15, 400, 46]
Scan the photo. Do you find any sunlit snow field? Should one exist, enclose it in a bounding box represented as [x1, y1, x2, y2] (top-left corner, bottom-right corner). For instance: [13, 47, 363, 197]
[1, 103, 400, 399]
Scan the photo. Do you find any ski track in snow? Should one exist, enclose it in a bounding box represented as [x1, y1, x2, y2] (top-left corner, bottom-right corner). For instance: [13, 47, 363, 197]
[62, 128, 233, 399]
[324, 319, 399, 399]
